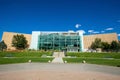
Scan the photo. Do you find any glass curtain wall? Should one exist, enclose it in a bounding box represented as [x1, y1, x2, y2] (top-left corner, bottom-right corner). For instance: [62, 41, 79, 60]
[38, 33, 81, 52]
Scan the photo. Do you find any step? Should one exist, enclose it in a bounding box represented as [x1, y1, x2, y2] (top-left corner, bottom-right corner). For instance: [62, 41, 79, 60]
[52, 57, 64, 63]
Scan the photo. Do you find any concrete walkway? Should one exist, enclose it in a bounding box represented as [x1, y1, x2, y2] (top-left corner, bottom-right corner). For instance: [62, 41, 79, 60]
[52, 52, 64, 63]
[0, 63, 120, 80]
[0, 63, 120, 75]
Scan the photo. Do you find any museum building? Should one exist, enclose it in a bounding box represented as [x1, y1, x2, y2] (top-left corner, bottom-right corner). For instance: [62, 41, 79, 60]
[1, 31, 118, 52]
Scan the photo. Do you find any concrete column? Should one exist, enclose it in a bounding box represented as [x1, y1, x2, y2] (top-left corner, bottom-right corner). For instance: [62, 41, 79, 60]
[29, 31, 41, 50]
[77, 30, 84, 52]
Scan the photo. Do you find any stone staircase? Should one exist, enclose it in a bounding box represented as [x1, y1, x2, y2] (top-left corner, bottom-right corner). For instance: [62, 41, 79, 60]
[52, 52, 64, 63]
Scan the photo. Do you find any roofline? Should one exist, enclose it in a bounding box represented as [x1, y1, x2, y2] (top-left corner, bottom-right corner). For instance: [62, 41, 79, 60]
[84, 32, 117, 36]
[3, 31, 31, 35]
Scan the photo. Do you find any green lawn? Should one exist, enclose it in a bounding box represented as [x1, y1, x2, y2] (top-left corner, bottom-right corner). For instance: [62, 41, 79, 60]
[0, 51, 53, 64]
[63, 58, 120, 66]
[0, 51, 53, 57]
[66, 52, 120, 59]
[0, 57, 53, 64]
[0, 51, 120, 66]
[64, 52, 120, 66]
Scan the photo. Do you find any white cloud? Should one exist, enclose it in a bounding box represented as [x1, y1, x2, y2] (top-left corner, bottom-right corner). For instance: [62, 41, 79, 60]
[75, 24, 81, 28]
[105, 28, 114, 30]
[77, 30, 86, 34]
[118, 34, 120, 36]
[88, 30, 94, 33]
[101, 31, 105, 33]
[92, 31, 99, 34]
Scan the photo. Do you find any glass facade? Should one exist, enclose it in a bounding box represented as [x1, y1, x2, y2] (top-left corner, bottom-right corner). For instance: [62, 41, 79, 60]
[30, 31, 84, 52]
[38, 33, 82, 52]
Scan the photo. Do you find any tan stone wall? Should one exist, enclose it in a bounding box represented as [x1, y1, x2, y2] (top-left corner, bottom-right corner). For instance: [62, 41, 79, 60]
[2, 32, 118, 51]
[83, 33, 118, 49]
[2, 32, 31, 50]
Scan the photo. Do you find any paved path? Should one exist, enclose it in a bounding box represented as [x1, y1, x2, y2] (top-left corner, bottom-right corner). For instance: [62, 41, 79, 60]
[0, 63, 120, 75]
[0, 63, 120, 80]
[52, 52, 64, 63]
[52, 57, 64, 63]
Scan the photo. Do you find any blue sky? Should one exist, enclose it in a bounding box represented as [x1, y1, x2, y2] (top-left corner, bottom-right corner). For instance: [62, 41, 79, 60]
[0, 0, 120, 40]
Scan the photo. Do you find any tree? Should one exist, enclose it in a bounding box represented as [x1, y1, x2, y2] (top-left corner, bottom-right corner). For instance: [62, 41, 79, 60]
[12, 34, 28, 50]
[90, 38, 102, 50]
[90, 38, 120, 52]
[110, 41, 120, 52]
[101, 42, 110, 52]
[0, 40, 7, 51]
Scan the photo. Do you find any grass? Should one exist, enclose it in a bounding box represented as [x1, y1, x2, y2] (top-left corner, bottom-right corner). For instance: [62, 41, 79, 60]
[0, 57, 53, 64]
[0, 51, 53, 57]
[0, 51, 54, 64]
[66, 52, 120, 59]
[63, 57, 120, 67]
[64, 52, 120, 66]
[0, 51, 120, 66]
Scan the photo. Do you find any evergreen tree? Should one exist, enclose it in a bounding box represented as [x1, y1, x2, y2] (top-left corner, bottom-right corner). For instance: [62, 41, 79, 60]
[0, 40, 7, 51]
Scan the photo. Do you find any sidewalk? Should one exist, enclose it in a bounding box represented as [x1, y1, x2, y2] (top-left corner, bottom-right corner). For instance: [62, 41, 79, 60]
[52, 52, 64, 63]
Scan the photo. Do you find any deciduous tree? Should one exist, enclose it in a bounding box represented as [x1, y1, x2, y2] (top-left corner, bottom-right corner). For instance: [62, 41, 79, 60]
[90, 38, 102, 50]
[110, 41, 120, 52]
[101, 42, 110, 52]
[12, 34, 28, 50]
